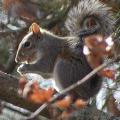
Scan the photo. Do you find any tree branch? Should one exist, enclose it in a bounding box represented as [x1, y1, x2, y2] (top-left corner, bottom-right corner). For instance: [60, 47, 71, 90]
[1, 101, 50, 120]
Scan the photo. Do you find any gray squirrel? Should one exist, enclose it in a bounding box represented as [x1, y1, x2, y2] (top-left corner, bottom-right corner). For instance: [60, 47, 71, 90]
[15, 23, 102, 100]
[15, 0, 114, 101]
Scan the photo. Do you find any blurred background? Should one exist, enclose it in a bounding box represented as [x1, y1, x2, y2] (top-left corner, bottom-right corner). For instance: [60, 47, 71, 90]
[0, 0, 120, 120]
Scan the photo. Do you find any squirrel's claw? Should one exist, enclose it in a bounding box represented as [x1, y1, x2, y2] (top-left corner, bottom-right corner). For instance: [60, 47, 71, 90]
[17, 64, 27, 75]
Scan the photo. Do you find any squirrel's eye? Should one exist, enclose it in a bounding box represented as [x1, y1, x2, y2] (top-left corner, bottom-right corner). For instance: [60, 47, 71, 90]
[23, 41, 31, 48]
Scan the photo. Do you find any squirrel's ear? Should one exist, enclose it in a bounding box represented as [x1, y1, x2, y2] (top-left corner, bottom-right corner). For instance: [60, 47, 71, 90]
[29, 23, 40, 34]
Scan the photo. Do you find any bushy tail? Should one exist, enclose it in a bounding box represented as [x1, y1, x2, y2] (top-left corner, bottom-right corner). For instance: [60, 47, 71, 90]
[65, 0, 114, 36]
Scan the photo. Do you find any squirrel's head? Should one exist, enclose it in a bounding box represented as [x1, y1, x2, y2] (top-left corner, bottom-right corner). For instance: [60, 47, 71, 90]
[15, 23, 44, 64]
[65, 0, 114, 37]
[15, 22, 66, 65]
[83, 34, 114, 57]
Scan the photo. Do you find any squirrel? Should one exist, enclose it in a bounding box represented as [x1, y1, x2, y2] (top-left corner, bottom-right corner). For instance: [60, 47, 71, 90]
[2, 0, 44, 23]
[15, 23, 102, 102]
[15, 0, 114, 109]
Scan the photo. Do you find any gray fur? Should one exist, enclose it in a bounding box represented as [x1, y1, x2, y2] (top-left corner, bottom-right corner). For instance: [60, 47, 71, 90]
[65, 0, 114, 36]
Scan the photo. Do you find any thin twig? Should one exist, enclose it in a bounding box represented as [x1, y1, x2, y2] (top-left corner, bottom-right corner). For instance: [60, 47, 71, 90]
[1, 101, 50, 120]
[24, 55, 120, 120]
[1, 101, 31, 116]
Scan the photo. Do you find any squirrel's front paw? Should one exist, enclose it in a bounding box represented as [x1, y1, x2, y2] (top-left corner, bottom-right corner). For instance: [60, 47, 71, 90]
[17, 64, 28, 75]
